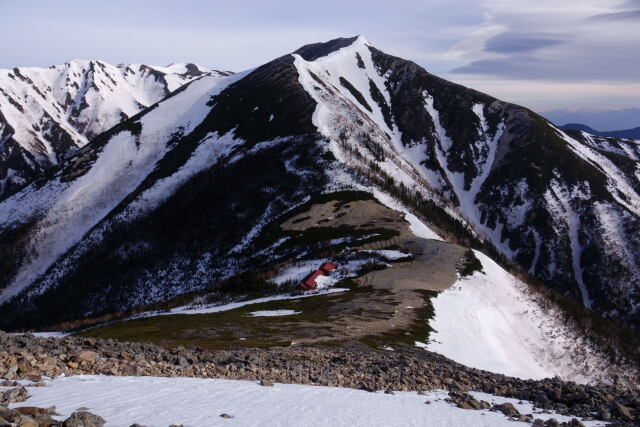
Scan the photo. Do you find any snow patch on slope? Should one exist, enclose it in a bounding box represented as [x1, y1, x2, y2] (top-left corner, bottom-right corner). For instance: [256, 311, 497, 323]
[545, 179, 592, 308]
[427, 250, 619, 384]
[116, 131, 242, 220]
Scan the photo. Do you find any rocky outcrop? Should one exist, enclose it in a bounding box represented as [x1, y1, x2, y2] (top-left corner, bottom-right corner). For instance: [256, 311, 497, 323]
[0, 405, 104, 427]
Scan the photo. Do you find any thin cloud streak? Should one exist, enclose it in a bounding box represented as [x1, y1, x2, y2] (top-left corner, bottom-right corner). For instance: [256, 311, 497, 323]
[0, 0, 637, 111]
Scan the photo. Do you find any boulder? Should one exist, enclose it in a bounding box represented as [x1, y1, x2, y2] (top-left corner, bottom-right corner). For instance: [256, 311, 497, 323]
[0, 405, 17, 422]
[15, 414, 38, 427]
[1, 387, 28, 404]
[456, 401, 474, 410]
[124, 365, 142, 376]
[32, 413, 60, 427]
[2, 366, 18, 380]
[493, 402, 519, 418]
[63, 411, 106, 427]
[73, 351, 100, 364]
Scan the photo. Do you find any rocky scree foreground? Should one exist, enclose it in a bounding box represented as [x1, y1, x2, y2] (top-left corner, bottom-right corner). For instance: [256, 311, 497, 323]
[0, 332, 638, 425]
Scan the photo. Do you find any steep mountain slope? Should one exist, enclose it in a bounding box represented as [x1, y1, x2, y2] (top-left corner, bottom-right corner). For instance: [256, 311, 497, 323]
[0, 36, 639, 333]
[560, 123, 640, 140]
[0, 60, 229, 200]
[291, 37, 640, 324]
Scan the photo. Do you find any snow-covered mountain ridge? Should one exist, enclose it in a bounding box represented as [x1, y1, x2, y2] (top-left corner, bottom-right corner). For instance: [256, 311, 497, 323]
[0, 60, 230, 200]
[292, 37, 640, 325]
[0, 36, 639, 337]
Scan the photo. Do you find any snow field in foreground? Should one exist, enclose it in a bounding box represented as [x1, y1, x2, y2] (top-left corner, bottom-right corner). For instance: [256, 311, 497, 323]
[427, 250, 606, 383]
[11, 375, 605, 427]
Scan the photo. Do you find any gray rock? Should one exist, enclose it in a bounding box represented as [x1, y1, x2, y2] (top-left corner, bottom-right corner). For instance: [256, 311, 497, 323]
[518, 414, 533, 422]
[0, 381, 17, 387]
[122, 365, 140, 376]
[1, 387, 28, 404]
[0, 406, 17, 422]
[73, 351, 101, 364]
[493, 402, 520, 418]
[14, 414, 38, 427]
[63, 411, 106, 427]
[456, 401, 474, 410]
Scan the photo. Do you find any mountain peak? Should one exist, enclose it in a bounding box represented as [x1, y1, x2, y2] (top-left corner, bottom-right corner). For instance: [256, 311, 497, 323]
[293, 35, 367, 61]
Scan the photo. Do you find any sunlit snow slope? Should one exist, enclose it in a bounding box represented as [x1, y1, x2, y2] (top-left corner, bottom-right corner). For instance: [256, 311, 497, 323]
[0, 60, 228, 199]
[426, 250, 636, 385]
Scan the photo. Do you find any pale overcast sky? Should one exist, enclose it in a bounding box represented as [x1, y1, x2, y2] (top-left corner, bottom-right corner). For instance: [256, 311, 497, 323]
[1, 0, 638, 111]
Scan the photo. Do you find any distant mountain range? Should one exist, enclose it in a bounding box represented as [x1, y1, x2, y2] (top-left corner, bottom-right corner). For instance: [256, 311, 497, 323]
[541, 107, 640, 132]
[559, 123, 640, 140]
[0, 60, 230, 200]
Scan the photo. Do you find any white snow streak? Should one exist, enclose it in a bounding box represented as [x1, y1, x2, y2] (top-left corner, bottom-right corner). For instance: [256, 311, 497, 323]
[427, 250, 608, 384]
[249, 309, 300, 317]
